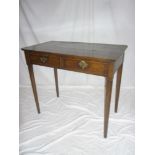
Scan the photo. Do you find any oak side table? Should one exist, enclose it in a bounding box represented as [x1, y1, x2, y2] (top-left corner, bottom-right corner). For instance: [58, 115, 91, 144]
[22, 41, 127, 138]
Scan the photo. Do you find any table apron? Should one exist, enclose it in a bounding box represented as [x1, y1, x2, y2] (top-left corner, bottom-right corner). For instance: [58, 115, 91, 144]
[27, 52, 110, 77]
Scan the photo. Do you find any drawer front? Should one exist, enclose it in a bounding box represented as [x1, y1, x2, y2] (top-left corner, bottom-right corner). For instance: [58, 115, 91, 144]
[29, 53, 60, 68]
[62, 57, 108, 76]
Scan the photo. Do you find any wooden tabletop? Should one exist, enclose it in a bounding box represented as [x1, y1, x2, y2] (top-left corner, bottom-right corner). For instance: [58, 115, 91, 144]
[22, 41, 127, 62]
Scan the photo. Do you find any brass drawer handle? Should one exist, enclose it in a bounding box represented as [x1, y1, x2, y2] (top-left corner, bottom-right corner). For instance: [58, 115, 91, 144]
[78, 60, 88, 69]
[40, 56, 48, 63]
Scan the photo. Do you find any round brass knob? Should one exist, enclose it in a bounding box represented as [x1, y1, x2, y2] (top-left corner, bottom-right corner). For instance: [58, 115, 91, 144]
[78, 60, 88, 69]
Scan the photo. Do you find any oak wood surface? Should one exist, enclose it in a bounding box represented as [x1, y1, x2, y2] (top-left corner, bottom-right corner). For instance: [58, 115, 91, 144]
[62, 56, 108, 76]
[22, 41, 127, 62]
[104, 78, 113, 138]
[54, 68, 59, 97]
[29, 52, 60, 68]
[22, 40, 127, 138]
[115, 64, 123, 113]
[28, 65, 40, 114]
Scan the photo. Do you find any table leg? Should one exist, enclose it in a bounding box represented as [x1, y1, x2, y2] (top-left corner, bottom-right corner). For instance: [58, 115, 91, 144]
[104, 78, 113, 138]
[54, 68, 59, 97]
[115, 64, 123, 113]
[28, 65, 40, 114]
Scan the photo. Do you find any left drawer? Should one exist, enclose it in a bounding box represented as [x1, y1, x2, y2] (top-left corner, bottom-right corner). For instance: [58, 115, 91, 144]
[28, 52, 60, 68]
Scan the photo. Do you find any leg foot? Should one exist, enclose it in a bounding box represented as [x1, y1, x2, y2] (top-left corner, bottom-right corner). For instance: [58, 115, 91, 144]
[104, 78, 113, 138]
[115, 64, 123, 113]
[28, 65, 40, 114]
[54, 68, 59, 97]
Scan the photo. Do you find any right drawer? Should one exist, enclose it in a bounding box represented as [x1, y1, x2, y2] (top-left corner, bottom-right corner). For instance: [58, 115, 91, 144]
[62, 56, 108, 76]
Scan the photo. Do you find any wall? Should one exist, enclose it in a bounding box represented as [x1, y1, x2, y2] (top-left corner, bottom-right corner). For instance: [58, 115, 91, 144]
[19, 0, 134, 88]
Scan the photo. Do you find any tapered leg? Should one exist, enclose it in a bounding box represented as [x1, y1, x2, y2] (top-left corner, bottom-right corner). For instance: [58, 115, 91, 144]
[104, 78, 113, 138]
[54, 68, 59, 97]
[28, 65, 40, 114]
[115, 64, 123, 113]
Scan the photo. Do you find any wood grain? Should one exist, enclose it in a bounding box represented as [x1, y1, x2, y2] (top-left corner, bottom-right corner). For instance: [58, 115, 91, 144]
[115, 63, 123, 113]
[54, 68, 59, 97]
[104, 78, 113, 138]
[22, 41, 127, 62]
[22, 40, 127, 138]
[27, 65, 40, 114]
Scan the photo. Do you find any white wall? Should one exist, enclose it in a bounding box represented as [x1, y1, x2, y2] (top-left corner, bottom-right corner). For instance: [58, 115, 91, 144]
[19, 0, 134, 88]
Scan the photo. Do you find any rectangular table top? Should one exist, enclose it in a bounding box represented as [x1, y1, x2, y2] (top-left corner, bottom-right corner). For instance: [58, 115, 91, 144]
[22, 41, 127, 62]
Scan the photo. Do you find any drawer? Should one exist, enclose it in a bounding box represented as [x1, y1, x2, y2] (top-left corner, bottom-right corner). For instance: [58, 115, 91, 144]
[62, 57, 108, 76]
[29, 53, 60, 68]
